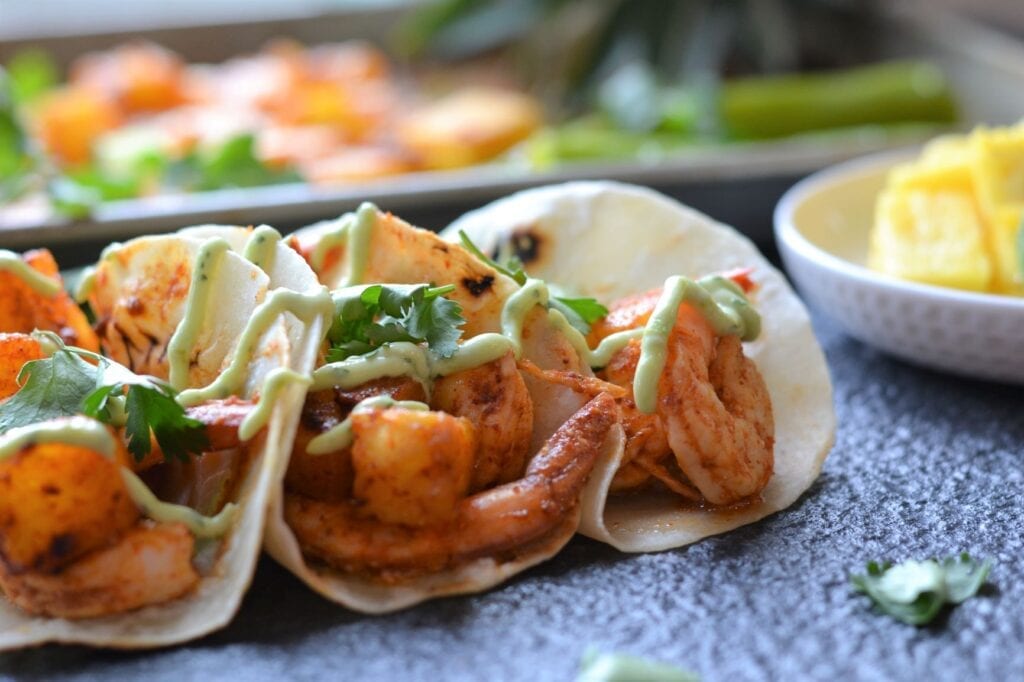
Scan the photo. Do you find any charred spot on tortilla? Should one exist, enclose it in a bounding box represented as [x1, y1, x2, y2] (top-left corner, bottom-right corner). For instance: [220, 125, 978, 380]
[497, 228, 543, 268]
[461, 274, 495, 297]
[47, 534, 75, 565]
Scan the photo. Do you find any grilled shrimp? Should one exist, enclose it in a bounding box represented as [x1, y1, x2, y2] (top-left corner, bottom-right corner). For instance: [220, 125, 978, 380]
[431, 352, 533, 490]
[284, 392, 614, 575]
[0, 250, 99, 352]
[0, 522, 198, 618]
[591, 282, 774, 506]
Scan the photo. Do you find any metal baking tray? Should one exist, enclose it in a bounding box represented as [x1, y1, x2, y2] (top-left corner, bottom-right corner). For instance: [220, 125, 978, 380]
[1, 2, 1023, 261]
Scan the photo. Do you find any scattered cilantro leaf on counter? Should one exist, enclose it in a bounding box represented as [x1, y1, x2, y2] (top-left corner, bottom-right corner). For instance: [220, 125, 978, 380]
[459, 229, 608, 334]
[851, 553, 992, 626]
[577, 648, 699, 682]
[0, 335, 208, 463]
[327, 284, 465, 362]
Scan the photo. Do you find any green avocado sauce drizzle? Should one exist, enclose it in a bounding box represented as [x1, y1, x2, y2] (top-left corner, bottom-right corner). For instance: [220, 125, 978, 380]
[633, 275, 761, 414]
[166, 238, 232, 391]
[238, 368, 312, 441]
[175, 287, 334, 408]
[306, 396, 430, 455]
[74, 241, 122, 302]
[243, 225, 282, 273]
[0, 249, 62, 297]
[308, 202, 378, 283]
[0, 418, 238, 538]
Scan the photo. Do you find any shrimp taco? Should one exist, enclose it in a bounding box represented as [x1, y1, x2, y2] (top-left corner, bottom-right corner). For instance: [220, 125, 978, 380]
[0, 227, 329, 648]
[446, 181, 835, 552]
[262, 204, 622, 612]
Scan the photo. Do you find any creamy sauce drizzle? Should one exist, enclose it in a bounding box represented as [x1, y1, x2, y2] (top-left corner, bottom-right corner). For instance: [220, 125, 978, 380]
[633, 275, 761, 414]
[74, 241, 122, 302]
[120, 469, 238, 539]
[176, 287, 334, 407]
[242, 225, 282, 273]
[0, 418, 235, 537]
[238, 368, 312, 441]
[306, 396, 430, 455]
[308, 202, 378, 283]
[0, 250, 62, 297]
[166, 239, 232, 391]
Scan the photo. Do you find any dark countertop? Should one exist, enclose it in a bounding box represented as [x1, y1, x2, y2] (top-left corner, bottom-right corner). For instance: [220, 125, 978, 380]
[3, 309, 1023, 681]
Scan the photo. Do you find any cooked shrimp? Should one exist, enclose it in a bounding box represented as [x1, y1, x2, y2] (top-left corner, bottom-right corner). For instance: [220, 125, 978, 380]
[661, 332, 774, 505]
[0, 333, 44, 401]
[431, 352, 533, 490]
[0, 522, 199, 618]
[284, 392, 615, 575]
[351, 408, 475, 526]
[0, 250, 100, 351]
[592, 280, 774, 506]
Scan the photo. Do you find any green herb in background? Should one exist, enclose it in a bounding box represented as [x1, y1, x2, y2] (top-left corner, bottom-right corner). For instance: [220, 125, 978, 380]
[851, 553, 992, 626]
[0, 69, 37, 202]
[577, 648, 699, 682]
[6, 49, 58, 106]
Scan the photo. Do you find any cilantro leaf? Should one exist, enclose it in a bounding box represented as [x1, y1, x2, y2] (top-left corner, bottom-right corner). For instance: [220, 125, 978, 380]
[458, 229, 527, 285]
[458, 229, 609, 334]
[550, 295, 609, 335]
[0, 351, 99, 431]
[122, 384, 207, 462]
[0, 337, 208, 463]
[851, 553, 992, 625]
[578, 648, 699, 682]
[327, 284, 465, 362]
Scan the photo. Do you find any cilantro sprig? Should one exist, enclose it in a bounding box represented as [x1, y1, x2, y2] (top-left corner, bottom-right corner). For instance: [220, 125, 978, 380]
[458, 229, 608, 334]
[851, 553, 992, 626]
[0, 334, 208, 462]
[327, 284, 466, 362]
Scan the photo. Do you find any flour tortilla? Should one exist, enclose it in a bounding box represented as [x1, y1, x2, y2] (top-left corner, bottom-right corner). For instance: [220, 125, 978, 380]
[0, 233, 326, 649]
[445, 181, 836, 552]
[264, 209, 619, 612]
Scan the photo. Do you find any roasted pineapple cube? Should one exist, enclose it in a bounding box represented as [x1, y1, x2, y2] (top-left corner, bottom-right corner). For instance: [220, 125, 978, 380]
[987, 203, 1024, 294]
[869, 188, 992, 292]
[888, 158, 974, 194]
[970, 125, 1024, 211]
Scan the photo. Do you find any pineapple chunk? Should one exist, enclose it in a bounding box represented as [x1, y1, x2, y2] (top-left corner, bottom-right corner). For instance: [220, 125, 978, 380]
[869, 188, 992, 292]
[921, 134, 971, 165]
[888, 157, 973, 194]
[987, 203, 1024, 294]
[970, 125, 1024, 211]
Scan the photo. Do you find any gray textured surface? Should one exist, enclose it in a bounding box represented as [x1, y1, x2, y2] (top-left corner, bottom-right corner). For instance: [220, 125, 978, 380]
[2, 311, 1022, 681]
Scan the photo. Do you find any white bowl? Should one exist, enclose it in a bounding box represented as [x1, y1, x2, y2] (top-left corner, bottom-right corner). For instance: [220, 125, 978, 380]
[774, 150, 1024, 384]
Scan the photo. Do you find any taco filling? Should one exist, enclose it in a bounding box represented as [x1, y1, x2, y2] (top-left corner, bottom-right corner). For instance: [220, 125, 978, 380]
[0, 229, 328, 647]
[262, 204, 620, 609]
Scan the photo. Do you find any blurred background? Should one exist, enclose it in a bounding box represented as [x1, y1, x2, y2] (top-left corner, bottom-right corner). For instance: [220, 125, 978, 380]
[1, 0, 1022, 265]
